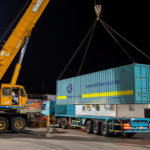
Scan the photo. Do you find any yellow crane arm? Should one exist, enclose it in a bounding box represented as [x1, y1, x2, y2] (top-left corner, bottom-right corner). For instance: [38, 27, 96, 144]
[0, 0, 50, 81]
[11, 37, 30, 85]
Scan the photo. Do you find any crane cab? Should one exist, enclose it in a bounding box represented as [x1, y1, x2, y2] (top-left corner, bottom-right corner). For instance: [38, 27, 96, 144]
[0, 84, 27, 107]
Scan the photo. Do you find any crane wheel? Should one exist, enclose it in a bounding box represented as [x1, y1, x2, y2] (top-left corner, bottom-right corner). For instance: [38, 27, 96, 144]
[0, 117, 9, 133]
[11, 117, 26, 133]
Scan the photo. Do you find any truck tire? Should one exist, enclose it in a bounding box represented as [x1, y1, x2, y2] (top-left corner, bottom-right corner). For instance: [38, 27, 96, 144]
[56, 118, 61, 128]
[0, 117, 9, 133]
[11, 117, 26, 133]
[101, 121, 110, 137]
[93, 120, 101, 135]
[125, 133, 135, 137]
[86, 120, 93, 134]
[61, 118, 68, 129]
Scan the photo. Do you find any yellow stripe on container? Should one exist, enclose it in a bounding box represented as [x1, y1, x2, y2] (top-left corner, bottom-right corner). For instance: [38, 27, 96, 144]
[82, 90, 133, 98]
[57, 96, 67, 100]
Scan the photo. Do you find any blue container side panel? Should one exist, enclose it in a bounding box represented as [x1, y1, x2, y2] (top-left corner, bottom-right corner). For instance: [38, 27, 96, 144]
[67, 105, 75, 115]
[55, 105, 75, 115]
[56, 64, 137, 105]
[55, 105, 67, 114]
[135, 64, 150, 104]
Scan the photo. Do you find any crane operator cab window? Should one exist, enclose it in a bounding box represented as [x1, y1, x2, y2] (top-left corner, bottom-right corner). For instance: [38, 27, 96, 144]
[12, 87, 20, 105]
[2, 87, 11, 96]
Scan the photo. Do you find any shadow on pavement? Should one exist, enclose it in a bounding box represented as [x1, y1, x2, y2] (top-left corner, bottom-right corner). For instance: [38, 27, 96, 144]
[0, 128, 150, 147]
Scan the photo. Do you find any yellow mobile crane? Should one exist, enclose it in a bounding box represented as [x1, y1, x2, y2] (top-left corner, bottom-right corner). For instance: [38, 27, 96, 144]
[0, 0, 49, 132]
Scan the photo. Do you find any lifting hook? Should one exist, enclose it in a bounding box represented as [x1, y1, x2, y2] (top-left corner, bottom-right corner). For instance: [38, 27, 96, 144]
[94, 5, 102, 20]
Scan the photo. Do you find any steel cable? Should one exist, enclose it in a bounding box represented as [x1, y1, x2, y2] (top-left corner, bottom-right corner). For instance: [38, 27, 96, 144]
[100, 19, 150, 60]
[57, 19, 97, 80]
[77, 20, 97, 75]
[99, 19, 135, 62]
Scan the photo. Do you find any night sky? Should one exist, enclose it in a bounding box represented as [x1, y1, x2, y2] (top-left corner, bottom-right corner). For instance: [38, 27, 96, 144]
[0, 0, 149, 95]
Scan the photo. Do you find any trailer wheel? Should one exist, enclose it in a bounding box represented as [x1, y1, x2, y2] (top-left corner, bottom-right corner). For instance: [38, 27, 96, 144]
[93, 120, 101, 135]
[125, 133, 135, 137]
[86, 120, 93, 134]
[11, 117, 26, 133]
[61, 118, 68, 129]
[56, 118, 61, 128]
[101, 122, 110, 137]
[0, 117, 9, 133]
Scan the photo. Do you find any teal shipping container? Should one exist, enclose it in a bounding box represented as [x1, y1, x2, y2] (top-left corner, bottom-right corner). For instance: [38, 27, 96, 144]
[56, 63, 150, 105]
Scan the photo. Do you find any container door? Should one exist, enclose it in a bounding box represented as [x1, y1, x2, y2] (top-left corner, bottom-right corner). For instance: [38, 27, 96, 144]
[135, 65, 150, 103]
[141, 67, 148, 102]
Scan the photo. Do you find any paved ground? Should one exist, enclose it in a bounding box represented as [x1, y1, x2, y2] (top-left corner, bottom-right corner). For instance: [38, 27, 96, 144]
[0, 127, 150, 150]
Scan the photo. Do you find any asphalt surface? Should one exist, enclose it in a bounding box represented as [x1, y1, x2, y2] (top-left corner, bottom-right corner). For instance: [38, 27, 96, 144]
[0, 128, 150, 150]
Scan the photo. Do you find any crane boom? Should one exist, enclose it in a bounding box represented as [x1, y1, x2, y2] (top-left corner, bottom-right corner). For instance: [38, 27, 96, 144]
[11, 37, 29, 85]
[0, 0, 50, 81]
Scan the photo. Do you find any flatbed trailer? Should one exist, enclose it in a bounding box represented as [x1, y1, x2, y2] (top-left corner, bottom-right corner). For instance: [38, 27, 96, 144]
[55, 114, 150, 136]
[41, 101, 150, 137]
